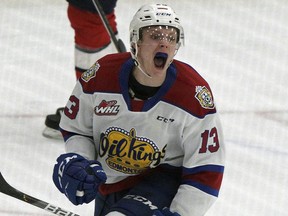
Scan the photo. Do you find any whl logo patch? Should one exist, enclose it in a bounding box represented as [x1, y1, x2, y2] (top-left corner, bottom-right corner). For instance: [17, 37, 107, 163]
[94, 100, 119, 116]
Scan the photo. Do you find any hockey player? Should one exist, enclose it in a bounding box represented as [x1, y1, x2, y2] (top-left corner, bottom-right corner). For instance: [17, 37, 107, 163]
[67, 0, 118, 79]
[42, 0, 119, 138]
[52, 3, 225, 216]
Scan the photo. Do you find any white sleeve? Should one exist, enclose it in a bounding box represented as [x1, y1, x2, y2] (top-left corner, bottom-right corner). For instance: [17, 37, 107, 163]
[170, 113, 225, 216]
[59, 80, 96, 160]
[170, 185, 217, 216]
[65, 135, 95, 160]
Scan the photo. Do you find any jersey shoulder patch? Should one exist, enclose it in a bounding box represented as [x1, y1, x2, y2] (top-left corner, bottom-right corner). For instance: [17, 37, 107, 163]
[164, 60, 217, 117]
[81, 62, 100, 82]
[195, 86, 215, 109]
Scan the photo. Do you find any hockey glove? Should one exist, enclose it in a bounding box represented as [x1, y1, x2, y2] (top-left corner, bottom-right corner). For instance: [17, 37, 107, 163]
[52, 153, 107, 205]
[153, 208, 181, 216]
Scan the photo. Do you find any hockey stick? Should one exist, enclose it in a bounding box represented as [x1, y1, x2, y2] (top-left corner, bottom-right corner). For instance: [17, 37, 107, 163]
[0, 172, 80, 216]
[91, 0, 127, 53]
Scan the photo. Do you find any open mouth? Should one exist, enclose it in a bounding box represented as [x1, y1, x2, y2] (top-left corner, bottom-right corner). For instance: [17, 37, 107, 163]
[154, 52, 168, 69]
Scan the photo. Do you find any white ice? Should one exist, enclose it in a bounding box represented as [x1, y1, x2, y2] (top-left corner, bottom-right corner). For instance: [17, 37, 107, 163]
[0, 0, 287, 215]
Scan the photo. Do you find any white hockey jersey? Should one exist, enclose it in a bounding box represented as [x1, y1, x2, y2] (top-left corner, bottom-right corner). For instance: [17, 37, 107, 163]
[59, 52, 225, 216]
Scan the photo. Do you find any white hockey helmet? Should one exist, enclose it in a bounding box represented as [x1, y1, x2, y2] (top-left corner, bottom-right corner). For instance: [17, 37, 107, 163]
[129, 4, 184, 56]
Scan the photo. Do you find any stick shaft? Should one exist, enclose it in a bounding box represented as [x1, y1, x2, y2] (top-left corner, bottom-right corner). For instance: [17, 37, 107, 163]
[91, 0, 122, 52]
[0, 172, 80, 216]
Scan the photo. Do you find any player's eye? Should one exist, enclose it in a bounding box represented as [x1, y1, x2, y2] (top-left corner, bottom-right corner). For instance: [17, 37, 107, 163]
[149, 32, 177, 43]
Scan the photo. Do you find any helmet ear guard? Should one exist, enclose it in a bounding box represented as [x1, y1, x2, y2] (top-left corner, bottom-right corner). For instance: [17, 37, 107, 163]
[130, 43, 136, 55]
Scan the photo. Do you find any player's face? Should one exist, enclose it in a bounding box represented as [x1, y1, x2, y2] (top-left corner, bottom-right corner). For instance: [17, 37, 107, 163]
[136, 26, 179, 78]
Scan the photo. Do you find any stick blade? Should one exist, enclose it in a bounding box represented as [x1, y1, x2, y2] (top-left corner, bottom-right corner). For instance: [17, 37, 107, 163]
[0, 172, 14, 194]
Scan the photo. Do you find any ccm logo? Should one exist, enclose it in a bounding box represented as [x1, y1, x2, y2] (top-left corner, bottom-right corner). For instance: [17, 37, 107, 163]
[157, 115, 174, 123]
[45, 204, 79, 216]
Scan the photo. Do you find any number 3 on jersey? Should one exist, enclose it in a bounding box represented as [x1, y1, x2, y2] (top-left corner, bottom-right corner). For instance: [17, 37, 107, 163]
[64, 95, 79, 119]
[199, 127, 220, 153]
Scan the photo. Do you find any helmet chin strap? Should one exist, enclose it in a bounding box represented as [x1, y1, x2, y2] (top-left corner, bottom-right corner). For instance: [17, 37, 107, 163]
[132, 44, 152, 78]
[133, 60, 152, 78]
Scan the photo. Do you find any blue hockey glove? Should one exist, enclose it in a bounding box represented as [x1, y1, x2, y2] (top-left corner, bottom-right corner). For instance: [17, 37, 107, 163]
[52, 153, 107, 205]
[153, 207, 181, 216]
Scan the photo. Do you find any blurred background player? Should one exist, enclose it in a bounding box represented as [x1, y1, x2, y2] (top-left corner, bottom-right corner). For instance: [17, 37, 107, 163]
[52, 3, 225, 216]
[42, 0, 120, 138]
